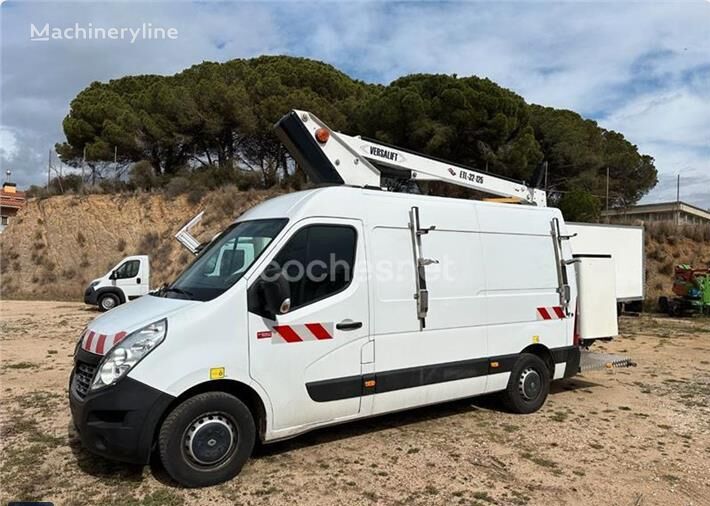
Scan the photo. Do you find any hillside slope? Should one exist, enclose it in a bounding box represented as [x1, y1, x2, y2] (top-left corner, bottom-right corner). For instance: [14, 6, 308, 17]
[0, 187, 282, 300]
[1, 189, 708, 307]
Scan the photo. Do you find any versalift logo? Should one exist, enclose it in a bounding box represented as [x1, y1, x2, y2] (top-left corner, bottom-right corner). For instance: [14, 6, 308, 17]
[30, 23, 178, 43]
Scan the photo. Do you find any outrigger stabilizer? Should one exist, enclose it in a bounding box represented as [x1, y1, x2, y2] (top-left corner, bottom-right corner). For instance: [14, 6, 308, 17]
[275, 110, 547, 207]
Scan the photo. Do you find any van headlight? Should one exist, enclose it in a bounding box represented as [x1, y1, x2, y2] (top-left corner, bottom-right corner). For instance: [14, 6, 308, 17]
[91, 319, 167, 391]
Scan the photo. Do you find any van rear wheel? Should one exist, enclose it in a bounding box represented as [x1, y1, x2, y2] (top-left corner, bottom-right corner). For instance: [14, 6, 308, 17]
[501, 353, 550, 414]
[158, 392, 255, 487]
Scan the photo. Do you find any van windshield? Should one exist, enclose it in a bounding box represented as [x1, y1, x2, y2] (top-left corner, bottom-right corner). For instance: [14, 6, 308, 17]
[161, 219, 287, 302]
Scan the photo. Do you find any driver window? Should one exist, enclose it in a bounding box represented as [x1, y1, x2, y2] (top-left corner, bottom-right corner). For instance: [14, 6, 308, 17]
[115, 260, 140, 279]
[269, 225, 356, 311]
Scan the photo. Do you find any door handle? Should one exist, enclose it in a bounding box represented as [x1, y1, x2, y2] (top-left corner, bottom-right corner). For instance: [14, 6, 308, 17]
[136, 278, 141, 284]
[336, 320, 362, 331]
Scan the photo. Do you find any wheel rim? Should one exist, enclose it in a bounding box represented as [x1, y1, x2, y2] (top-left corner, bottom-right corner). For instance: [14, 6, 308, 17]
[518, 367, 542, 401]
[183, 413, 237, 467]
[101, 296, 117, 310]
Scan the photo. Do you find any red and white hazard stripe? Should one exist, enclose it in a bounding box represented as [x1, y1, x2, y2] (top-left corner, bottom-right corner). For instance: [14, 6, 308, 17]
[81, 329, 128, 355]
[536, 306, 566, 320]
[268, 323, 334, 343]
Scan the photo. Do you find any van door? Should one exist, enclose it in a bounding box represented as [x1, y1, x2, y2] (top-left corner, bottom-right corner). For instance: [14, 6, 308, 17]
[368, 202, 488, 415]
[247, 218, 370, 433]
[112, 259, 142, 299]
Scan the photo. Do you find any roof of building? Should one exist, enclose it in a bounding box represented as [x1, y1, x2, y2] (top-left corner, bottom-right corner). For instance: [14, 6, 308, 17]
[601, 201, 710, 221]
[0, 187, 26, 210]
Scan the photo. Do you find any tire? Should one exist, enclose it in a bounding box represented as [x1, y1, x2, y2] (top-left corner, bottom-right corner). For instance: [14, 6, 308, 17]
[658, 296, 669, 314]
[501, 353, 550, 414]
[98, 292, 120, 312]
[159, 392, 255, 488]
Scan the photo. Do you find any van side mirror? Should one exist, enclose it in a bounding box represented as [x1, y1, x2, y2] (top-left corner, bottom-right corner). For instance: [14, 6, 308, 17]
[261, 266, 291, 316]
[109, 270, 118, 280]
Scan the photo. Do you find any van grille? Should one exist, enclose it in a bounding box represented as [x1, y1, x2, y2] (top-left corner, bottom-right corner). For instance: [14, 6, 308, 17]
[72, 362, 96, 398]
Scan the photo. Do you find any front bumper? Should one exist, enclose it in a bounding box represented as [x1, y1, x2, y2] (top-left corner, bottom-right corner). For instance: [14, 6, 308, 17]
[69, 348, 174, 465]
[84, 286, 98, 305]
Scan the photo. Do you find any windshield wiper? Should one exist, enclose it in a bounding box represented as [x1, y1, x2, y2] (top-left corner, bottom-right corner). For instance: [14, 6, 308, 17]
[160, 286, 194, 298]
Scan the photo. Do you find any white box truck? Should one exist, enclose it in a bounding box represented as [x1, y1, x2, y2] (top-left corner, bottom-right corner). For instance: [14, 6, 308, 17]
[568, 223, 645, 308]
[83, 255, 150, 311]
[69, 110, 626, 487]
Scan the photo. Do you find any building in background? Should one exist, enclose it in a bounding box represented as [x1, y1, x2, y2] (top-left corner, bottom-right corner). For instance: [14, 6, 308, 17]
[601, 201, 710, 225]
[0, 174, 26, 233]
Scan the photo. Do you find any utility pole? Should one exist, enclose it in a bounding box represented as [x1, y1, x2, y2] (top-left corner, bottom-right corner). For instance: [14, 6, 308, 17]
[605, 166, 610, 223]
[543, 161, 548, 192]
[47, 149, 51, 187]
[82, 146, 86, 187]
[675, 172, 680, 227]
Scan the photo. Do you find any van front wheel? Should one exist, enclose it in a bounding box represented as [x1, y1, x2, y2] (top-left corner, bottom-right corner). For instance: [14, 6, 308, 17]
[501, 353, 550, 414]
[98, 293, 120, 312]
[158, 392, 256, 487]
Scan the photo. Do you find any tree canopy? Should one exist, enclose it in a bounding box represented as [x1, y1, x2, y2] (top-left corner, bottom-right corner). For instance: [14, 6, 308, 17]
[530, 105, 657, 213]
[355, 74, 542, 182]
[56, 55, 657, 219]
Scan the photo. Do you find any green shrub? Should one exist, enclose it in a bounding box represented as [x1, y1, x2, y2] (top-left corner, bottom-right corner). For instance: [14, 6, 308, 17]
[164, 177, 191, 199]
[187, 187, 207, 205]
[130, 160, 158, 190]
[556, 188, 601, 222]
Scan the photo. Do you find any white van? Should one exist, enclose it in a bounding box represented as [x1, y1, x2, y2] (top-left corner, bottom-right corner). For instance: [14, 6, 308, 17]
[83, 255, 150, 311]
[70, 186, 587, 487]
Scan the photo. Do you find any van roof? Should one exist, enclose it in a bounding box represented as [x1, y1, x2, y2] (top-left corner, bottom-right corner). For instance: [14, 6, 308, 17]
[235, 186, 563, 236]
[235, 186, 559, 223]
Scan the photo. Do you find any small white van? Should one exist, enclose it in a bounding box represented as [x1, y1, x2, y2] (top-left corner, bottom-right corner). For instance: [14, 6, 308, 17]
[83, 255, 150, 311]
[70, 109, 620, 488]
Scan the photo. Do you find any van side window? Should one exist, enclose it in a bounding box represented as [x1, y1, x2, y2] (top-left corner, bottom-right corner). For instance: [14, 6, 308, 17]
[271, 225, 356, 310]
[115, 260, 140, 279]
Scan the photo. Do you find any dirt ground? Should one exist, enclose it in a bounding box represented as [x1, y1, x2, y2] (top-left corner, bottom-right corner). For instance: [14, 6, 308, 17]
[1, 300, 708, 506]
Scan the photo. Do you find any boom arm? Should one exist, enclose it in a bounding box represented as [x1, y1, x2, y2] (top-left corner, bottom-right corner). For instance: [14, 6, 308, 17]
[275, 109, 546, 206]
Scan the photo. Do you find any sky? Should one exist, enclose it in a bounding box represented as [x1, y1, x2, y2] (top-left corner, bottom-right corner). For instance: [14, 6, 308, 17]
[1, 0, 708, 208]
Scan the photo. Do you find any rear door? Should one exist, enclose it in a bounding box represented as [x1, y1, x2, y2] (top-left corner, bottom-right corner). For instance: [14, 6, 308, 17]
[248, 218, 370, 432]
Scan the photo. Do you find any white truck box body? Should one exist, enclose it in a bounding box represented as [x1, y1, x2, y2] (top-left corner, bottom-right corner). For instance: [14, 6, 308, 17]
[567, 223, 644, 302]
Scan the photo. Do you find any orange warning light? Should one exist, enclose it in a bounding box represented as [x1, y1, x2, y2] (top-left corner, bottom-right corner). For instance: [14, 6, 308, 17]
[315, 127, 330, 143]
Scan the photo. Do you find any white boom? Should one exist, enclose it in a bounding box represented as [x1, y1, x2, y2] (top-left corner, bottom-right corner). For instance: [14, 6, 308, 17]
[275, 109, 547, 206]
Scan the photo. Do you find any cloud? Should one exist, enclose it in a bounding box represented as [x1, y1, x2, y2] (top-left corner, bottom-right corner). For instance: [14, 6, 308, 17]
[0, 127, 18, 160]
[1, 0, 708, 208]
